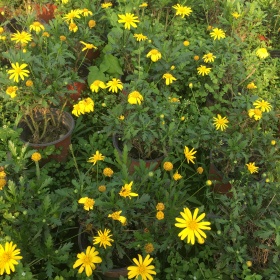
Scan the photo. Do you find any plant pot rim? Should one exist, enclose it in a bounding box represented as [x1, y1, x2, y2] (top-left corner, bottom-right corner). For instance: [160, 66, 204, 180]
[18, 109, 75, 147]
[112, 134, 165, 162]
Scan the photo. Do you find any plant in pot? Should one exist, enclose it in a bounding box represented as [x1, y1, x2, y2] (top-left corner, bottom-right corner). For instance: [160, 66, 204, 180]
[0, 18, 81, 161]
[204, 94, 277, 195]
[70, 143, 213, 279]
[100, 78, 182, 173]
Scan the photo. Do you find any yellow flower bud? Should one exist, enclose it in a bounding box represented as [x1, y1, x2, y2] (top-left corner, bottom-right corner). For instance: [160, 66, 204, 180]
[246, 261, 252, 267]
[271, 140, 276, 145]
[206, 180, 212, 186]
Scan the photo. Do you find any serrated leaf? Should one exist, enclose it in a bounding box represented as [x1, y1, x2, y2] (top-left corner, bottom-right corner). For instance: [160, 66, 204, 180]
[40, 177, 53, 189]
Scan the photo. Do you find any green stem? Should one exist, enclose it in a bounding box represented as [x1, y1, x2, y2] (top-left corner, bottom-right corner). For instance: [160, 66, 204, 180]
[35, 161, 40, 180]
[69, 144, 80, 177]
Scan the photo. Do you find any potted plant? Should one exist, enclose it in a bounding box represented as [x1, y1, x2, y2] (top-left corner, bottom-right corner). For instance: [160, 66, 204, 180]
[0, 17, 80, 161]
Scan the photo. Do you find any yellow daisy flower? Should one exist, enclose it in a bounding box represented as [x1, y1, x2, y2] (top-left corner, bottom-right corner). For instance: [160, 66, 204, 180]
[162, 73, 177, 85]
[210, 28, 226, 40]
[172, 4, 192, 18]
[78, 197, 95, 211]
[11, 31, 32, 44]
[184, 146, 197, 164]
[88, 150, 105, 165]
[128, 91, 144, 105]
[175, 207, 211, 245]
[197, 65, 211, 76]
[146, 49, 162, 62]
[119, 181, 139, 199]
[7, 63, 30, 83]
[118, 13, 139, 30]
[253, 99, 272, 112]
[246, 162, 259, 174]
[213, 114, 229, 131]
[29, 21, 45, 33]
[106, 78, 123, 93]
[73, 246, 102, 277]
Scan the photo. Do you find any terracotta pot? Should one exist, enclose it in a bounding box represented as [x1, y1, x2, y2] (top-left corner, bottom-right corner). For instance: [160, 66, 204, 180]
[269, 50, 280, 59]
[34, 3, 57, 23]
[18, 109, 75, 163]
[66, 80, 87, 103]
[84, 48, 101, 63]
[208, 162, 232, 197]
[112, 134, 164, 174]
[102, 268, 128, 279]
[0, 7, 6, 23]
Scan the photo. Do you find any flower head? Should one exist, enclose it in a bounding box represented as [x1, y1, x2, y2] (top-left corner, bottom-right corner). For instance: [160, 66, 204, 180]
[80, 41, 97, 52]
[173, 172, 182, 181]
[11, 31, 32, 44]
[78, 197, 95, 211]
[73, 246, 102, 277]
[172, 4, 192, 18]
[7, 63, 30, 83]
[156, 210, 164, 220]
[128, 91, 144, 105]
[90, 80, 106, 93]
[0, 178, 6, 190]
[93, 229, 114, 249]
[133, 33, 148, 41]
[156, 203, 165, 211]
[81, 8, 93, 17]
[98, 185, 106, 192]
[5, 86, 18, 98]
[197, 167, 204, 174]
[144, 243, 154, 253]
[197, 65, 211, 76]
[119, 181, 138, 199]
[256, 48, 269, 59]
[210, 28, 226, 40]
[163, 161, 173, 171]
[246, 162, 259, 174]
[248, 108, 262, 120]
[108, 211, 126, 225]
[0, 241, 23, 275]
[146, 49, 162, 62]
[63, 9, 81, 23]
[88, 151, 105, 165]
[42, 32, 49, 37]
[213, 114, 229, 131]
[88, 20, 96, 28]
[103, 167, 114, 177]
[128, 254, 156, 280]
[253, 99, 272, 112]
[139, 2, 148, 7]
[183, 40, 190, 46]
[184, 146, 197, 164]
[232, 12, 240, 19]
[69, 22, 78, 32]
[247, 82, 257, 89]
[203, 53, 216, 63]
[83, 98, 94, 113]
[118, 13, 139, 30]
[175, 207, 211, 245]
[101, 2, 112, 8]
[31, 152, 41, 162]
[72, 101, 85, 117]
[163, 73, 177, 85]
[106, 78, 123, 93]
[29, 21, 45, 33]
